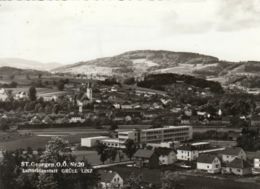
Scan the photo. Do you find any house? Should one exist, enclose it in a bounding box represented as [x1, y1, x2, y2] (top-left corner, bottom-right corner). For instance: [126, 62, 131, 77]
[197, 154, 221, 173]
[0, 88, 8, 101]
[222, 158, 252, 176]
[69, 116, 85, 123]
[177, 145, 199, 161]
[177, 142, 223, 161]
[220, 147, 247, 163]
[249, 151, 260, 174]
[251, 116, 260, 127]
[155, 147, 177, 165]
[98, 170, 124, 189]
[133, 149, 159, 168]
[0, 150, 3, 163]
[15, 91, 27, 100]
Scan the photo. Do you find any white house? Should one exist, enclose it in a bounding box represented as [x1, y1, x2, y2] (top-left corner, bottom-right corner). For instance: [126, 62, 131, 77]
[98, 170, 124, 189]
[177, 145, 199, 161]
[81, 136, 110, 147]
[253, 152, 260, 169]
[69, 116, 85, 123]
[0, 88, 8, 101]
[251, 151, 260, 174]
[220, 147, 247, 163]
[197, 154, 221, 173]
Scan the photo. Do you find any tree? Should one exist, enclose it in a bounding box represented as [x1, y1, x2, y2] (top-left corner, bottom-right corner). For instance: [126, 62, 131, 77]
[161, 171, 185, 189]
[109, 122, 118, 131]
[28, 87, 37, 101]
[57, 80, 65, 91]
[35, 103, 42, 112]
[108, 148, 117, 162]
[52, 104, 60, 114]
[0, 116, 9, 131]
[124, 139, 137, 160]
[0, 151, 19, 189]
[37, 174, 58, 189]
[125, 171, 142, 189]
[0, 137, 99, 189]
[95, 142, 108, 164]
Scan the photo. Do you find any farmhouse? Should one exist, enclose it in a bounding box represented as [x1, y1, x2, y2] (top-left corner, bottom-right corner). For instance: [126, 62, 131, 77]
[220, 147, 247, 163]
[197, 154, 221, 173]
[98, 170, 124, 189]
[134, 149, 159, 168]
[222, 158, 252, 176]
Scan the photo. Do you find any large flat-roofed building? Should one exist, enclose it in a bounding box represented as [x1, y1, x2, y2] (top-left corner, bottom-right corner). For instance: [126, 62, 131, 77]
[81, 136, 110, 147]
[100, 139, 121, 148]
[118, 130, 139, 148]
[118, 126, 192, 148]
[140, 126, 192, 143]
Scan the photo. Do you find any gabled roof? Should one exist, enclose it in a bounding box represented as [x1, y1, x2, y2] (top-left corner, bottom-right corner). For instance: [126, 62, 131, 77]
[197, 154, 219, 164]
[134, 149, 155, 159]
[98, 170, 118, 183]
[155, 147, 175, 156]
[227, 158, 252, 169]
[221, 147, 244, 156]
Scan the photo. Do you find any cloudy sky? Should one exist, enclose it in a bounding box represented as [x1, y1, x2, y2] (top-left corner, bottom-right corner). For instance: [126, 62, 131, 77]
[0, 0, 260, 64]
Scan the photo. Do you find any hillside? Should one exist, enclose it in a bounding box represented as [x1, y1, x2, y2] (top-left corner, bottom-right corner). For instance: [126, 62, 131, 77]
[53, 50, 219, 76]
[52, 50, 260, 85]
[0, 58, 62, 71]
[0, 66, 51, 85]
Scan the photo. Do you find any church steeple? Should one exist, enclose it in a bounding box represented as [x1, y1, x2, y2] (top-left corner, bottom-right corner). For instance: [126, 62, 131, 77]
[86, 75, 93, 102]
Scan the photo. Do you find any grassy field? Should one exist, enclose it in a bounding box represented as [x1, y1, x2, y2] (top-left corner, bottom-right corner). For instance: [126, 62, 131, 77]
[0, 128, 108, 151]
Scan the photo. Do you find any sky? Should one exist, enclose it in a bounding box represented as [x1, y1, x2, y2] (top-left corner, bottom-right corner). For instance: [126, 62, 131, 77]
[0, 0, 260, 64]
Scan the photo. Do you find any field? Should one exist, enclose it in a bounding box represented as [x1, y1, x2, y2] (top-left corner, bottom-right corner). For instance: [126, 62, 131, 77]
[2, 87, 61, 94]
[0, 128, 108, 151]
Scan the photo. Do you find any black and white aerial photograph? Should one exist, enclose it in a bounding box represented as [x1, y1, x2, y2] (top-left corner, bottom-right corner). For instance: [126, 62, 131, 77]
[0, 0, 260, 189]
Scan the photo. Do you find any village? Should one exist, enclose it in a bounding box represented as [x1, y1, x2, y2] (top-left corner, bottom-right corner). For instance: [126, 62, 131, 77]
[0, 73, 260, 189]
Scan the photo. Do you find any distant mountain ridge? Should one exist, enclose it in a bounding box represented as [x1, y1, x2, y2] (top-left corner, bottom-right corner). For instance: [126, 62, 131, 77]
[52, 50, 260, 85]
[0, 58, 62, 71]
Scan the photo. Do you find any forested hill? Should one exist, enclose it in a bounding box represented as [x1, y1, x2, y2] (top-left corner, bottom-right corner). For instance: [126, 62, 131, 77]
[137, 73, 224, 94]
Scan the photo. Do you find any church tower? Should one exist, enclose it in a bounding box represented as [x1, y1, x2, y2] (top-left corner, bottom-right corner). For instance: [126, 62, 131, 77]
[86, 80, 93, 102]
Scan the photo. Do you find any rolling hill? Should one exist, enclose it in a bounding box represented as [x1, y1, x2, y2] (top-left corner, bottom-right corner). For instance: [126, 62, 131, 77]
[52, 50, 260, 85]
[0, 58, 62, 71]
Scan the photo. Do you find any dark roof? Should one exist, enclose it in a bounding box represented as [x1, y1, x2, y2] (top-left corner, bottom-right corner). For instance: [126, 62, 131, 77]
[221, 147, 244, 156]
[227, 158, 252, 169]
[98, 170, 118, 183]
[155, 147, 175, 156]
[197, 154, 219, 164]
[134, 149, 155, 158]
[178, 145, 197, 151]
[247, 151, 260, 160]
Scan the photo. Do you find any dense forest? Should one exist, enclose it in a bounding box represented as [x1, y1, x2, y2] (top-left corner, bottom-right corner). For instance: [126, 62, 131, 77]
[137, 73, 224, 93]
